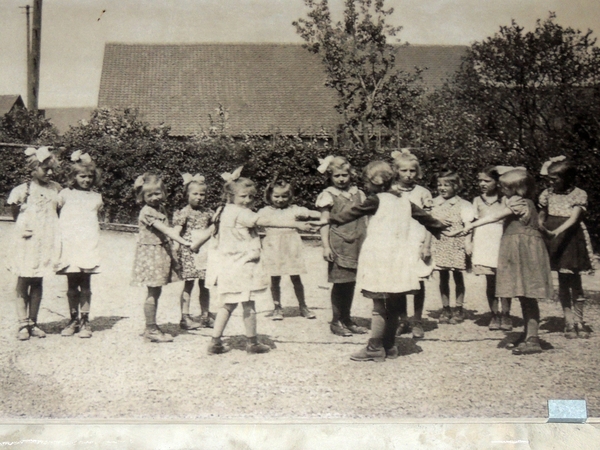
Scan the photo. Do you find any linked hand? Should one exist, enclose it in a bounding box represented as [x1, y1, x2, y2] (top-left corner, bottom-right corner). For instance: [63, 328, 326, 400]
[323, 247, 334, 262]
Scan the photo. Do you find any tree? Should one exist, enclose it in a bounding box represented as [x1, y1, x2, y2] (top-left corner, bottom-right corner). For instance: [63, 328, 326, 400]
[293, 0, 423, 149]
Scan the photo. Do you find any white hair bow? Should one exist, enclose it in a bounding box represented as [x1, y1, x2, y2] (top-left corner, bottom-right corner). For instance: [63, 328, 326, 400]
[317, 155, 335, 174]
[24, 146, 52, 163]
[391, 148, 413, 159]
[495, 165, 526, 175]
[221, 166, 243, 182]
[182, 173, 206, 186]
[134, 175, 146, 188]
[540, 155, 567, 176]
[71, 150, 92, 164]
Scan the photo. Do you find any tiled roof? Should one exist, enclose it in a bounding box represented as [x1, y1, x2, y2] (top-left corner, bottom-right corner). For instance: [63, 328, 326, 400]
[98, 43, 466, 136]
[44, 107, 95, 134]
[0, 95, 25, 115]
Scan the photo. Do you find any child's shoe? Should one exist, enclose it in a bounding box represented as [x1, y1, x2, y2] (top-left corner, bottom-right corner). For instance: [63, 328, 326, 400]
[344, 320, 368, 334]
[384, 346, 399, 359]
[438, 307, 452, 324]
[17, 325, 30, 341]
[246, 343, 271, 354]
[299, 306, 316, 319]
[180, 314, 201, 330]
[29, 324, 46, 338]
[575, 322, 590, 339]
[411, 320, 425, 339]
[207, 340, 231, 355]
[499, 314, 513, 331]
[512, 336, 542, 355]
[564, 326, 578, 339]
[488, 313, 500, 330]
[78, 320, 93, 339]
[143, 327, 174, 343]
[200, 312, 215, 328]
[272, 308, 284, 321]
[350, 340, 386, 362]
[330, 321, 352, 337]
[449, 307, 465, 324]
[396, 320, 411, 336]
[61, 318, 80, 337]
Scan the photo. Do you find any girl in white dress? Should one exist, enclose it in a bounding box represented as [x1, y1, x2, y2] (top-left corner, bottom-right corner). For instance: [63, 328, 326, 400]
[258, 177, 320, 320]
[7, 147, 61, 340]
[56, 151, 104, 338]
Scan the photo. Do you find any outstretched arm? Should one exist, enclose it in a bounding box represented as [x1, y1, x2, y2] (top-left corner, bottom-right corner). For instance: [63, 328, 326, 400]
[547, 207, 584, 238]
[190, 225, 215, 252]
[255, 216, 323, 232]
[410, 203, 448, 239]
[463, 206, 512, 233]
[152, 221, 192, 246]
[329, 195, 379, 224]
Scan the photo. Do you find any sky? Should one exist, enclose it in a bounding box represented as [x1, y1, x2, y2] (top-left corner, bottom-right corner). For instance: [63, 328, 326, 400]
[1, 0, 600, 108]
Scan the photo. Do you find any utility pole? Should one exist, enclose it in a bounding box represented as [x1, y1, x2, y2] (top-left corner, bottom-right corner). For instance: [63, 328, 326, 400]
[19, 5, 32, 109]
[30, 0, 42, 112]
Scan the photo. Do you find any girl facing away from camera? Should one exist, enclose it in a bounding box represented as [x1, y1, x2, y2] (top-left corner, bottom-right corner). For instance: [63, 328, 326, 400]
[330, 161, 448, 362]
[205, 167, 322, 355]
[258, 176, 321, 321]
[316, 155, 369, 337]
[56, 151, 104, 339]
[131, 173, 193, 343]
[7, 147, 61, 341]
[461, 168, 553, 355]
[539, 157, 595, 339]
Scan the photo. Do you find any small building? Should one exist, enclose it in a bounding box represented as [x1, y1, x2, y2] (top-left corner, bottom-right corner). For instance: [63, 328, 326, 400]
[98, 43, 467, 137]
[0, 95, 26, 116]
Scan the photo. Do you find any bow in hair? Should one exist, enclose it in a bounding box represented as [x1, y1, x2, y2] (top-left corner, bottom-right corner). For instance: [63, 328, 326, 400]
[317, 155, 335, 174]
[221, 165, 243, 182]
[24, 146, 52, 163]
[495, 165, 526, 176]
[133, 175, 146, 188]
[182, 173, 206, 186]
[540, 155, 567, 175]
[71, 150, 92, 164]
[391, 148, 413, 159]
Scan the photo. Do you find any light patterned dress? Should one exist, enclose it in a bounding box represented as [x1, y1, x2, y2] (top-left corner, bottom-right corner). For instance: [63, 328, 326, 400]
[431, 196, 475, 271]
[7, 180, 62, 277]
[173, 205, 213, 280]
[471, 195, 505, 275]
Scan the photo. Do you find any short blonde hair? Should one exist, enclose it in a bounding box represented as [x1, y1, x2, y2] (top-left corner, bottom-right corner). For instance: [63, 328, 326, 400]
[392, 152, 422, 179]
[223, 177, 256, 204]
[363, 160, 395, 192]
[134, 173, 167, 204]
[499, 169, 536, 200]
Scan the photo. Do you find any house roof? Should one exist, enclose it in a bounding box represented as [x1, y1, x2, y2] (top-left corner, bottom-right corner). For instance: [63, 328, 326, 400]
[98, 43, 467, 136]
[44, 107, 95, 134]
[0, 95, 25, 115]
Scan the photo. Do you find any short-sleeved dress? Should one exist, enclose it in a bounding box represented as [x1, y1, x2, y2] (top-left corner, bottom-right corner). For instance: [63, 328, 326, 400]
[131, 205, 178, 287]
[57, 188, 103, 274]
[539, 187, 594, 274]
[7, 180, 62, 277]
[205, 204, 269, 304]
[173, 205, 213, 280]
[315, 186, 368, 283]
[391, 184, 435, 279]
[258, 205, 310, 276]
[496, 197, 553, 299]
[430, 196, 475, 271]
[471, 195, 505, 275]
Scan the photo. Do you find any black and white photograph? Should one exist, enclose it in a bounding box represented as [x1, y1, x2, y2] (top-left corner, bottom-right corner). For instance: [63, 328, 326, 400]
[1, 0, 600, 447]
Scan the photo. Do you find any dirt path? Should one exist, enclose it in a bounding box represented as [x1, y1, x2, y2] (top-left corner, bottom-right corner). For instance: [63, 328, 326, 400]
[0, 221, 599, 419]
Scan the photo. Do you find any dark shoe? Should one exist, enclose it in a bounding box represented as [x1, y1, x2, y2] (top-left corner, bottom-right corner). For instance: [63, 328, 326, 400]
[61, 318, 80, 337]
[272, 308, 284, 321]
[411, 320, 424, 339]
[246, 343, 271, 354]
[299, 306, 316, 319]
[29, 324, 46, 338]
[143, 327, 174, 343]
[200, 313, 215, 328]
[575, 322, 590, 339]
[499, 314, 513, 331]
[564, 326, 578, 339]
[345, 321, 368, 334]
[396, 320, 411, 336]
[385, 346, 399, 359]
[350, 346, 385, 362]
[180, 315, 201, 330]
[438, 307, 452, 324]
[449, 307, 464, 324]
[506, 333, 525, 349]
[207, 341, 231, 355]
[78, 320, 92, 339]
[17, 325, 30, 341]
[488, 314, 500, 331]
[512, 336, 542, 355]
[330, 321, 352, 337]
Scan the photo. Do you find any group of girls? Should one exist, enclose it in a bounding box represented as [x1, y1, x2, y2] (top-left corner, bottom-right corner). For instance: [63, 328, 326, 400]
[6, 147, 595, 359]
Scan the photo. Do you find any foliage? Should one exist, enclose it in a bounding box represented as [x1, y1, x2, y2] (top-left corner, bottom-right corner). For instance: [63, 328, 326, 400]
[293, 0, 424, 148]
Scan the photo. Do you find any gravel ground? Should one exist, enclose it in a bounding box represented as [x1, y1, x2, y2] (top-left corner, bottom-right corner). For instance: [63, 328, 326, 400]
[0, 221, 599, 420]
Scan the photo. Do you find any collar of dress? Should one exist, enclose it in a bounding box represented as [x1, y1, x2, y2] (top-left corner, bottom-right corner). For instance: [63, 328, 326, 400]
[435, 195, 460, 206]
[326, 185, 359, 199]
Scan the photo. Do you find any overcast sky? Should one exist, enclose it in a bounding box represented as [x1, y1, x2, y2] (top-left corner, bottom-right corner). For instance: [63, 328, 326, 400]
[2, 0, 600, 108]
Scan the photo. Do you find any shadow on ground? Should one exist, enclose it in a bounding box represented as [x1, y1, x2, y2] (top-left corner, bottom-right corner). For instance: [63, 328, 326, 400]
[225, 334, 277, 351]
[42, 316, 128, 335]
[472, 311, 524, 328]
[497, 331, 554, 351]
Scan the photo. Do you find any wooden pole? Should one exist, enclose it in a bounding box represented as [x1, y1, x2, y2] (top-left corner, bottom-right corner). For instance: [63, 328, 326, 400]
[30, 0, 42, 112]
